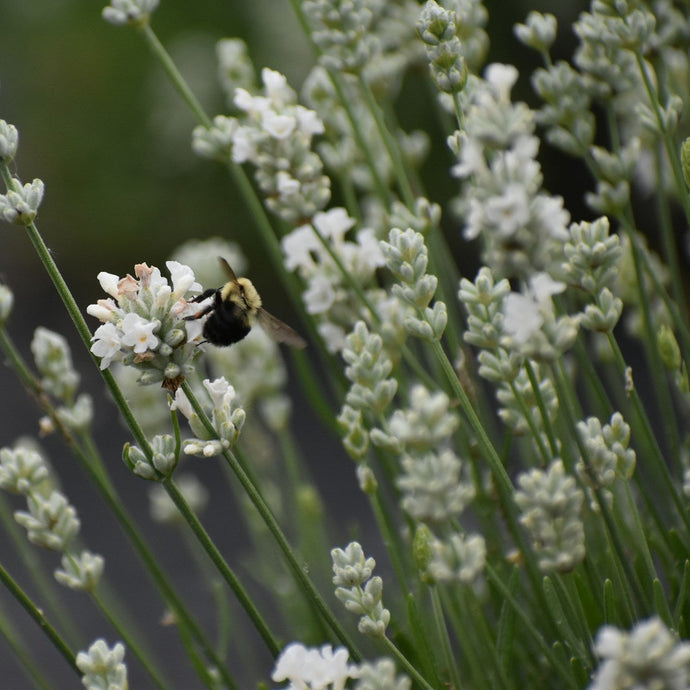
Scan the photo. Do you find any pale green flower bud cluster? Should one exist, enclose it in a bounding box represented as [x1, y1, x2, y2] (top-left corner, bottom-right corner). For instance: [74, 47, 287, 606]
[31, 327, 93, 433]
[496, 365, 559, 438]
[15, 492, 80, 551]
[354, 659, 411, 690]
[338, 321, 396, 460]
[302, 0, 382, 73]
[397, 449, 475, 524]
[123, 434, 177, 480]
[515, 459, 586, 573]
[0, 120, 18, 161]
[193, 68, 331, 224]
[514, 12, 557, 54]
[343, 322, 397, 417]
[531, 61, 595, 156]
[380, 227, 447, 342]
[586, 139, 640, 216]
[0, 178, 45, 226]
[562, 217, 621, 296]
[0, 283, 13, 324]
[0, 446, 49, 494]
[372, 384, 458, 453]
[55, 551, 105, 592]
[576, 412, 636, 489]
[416, 1, 468, 94]
[657, 325, 689, 397]
[86, 261, 205, 391]
[171, 377, 245, 459]
[149, 474, 209, 525]
[588, 617, 690, 690]
[331, 542, 390, 637]
[459, 267, 519, 383]
[425, 532, 486, 584]
[0, 444, 105, 591]
[102, 0, 158, 27]
[76, 639, 128, 690]
[216, 38, 256, 107]
[388, 197, 442, 238]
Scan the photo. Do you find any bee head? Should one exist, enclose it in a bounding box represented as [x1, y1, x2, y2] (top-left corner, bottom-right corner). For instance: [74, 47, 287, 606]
[236, 277, 262, 312]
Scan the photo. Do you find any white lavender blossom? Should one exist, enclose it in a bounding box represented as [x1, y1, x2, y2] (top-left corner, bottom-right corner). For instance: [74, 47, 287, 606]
[515, 459, 585, 573]
[54, 551, 105, 592]
[194, 67, 331, 223]
[124, 434, 178, 478]
[302, 0, 382, 73]
[14, 491, 81, 551]
[87, 261, 204, 391]
[0, 178, 45, 226]
[501, 272, 581, 360]
[332, 542, 390, 637]
[354, 659, 410, 690]
[0, 120, 18, 161]
[450, 64, 570, 278]
[588, 617, 690, 690]
[272, 642, 358, 690]
[171, 377, 245, 458]
[102, 0, 158, 26]
[76, 639, 128, 690]
[426, 532, 486, 584]
[281, 207, 386, 353]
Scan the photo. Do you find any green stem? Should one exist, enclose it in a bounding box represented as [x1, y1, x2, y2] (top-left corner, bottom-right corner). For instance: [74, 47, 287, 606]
[380, 635, 437, 690]
[161, 477, 281, 657]
[429, 586, 462, 690]
[92, 588, 169, 689]
[0, 562, 78, 676]
[1, 312, 235, 686]
[181, 381, 363, 661]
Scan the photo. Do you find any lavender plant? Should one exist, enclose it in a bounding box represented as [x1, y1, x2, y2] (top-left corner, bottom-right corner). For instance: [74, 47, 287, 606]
[1, 0, 690, 688]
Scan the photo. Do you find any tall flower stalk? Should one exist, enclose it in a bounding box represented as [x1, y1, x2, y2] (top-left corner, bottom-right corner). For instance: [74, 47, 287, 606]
[1, 0, 690, 688]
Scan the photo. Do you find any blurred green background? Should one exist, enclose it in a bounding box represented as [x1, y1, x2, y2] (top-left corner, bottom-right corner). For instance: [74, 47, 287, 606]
[0, 0, 589, 686]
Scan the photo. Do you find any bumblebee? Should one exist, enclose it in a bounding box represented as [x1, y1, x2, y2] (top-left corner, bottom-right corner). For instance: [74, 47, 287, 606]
[185, 257, 306, 349]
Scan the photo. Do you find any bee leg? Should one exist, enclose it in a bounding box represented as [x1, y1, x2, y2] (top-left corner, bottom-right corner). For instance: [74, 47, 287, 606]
[188, 288, 218, 304]
[184, 289, 219, 321]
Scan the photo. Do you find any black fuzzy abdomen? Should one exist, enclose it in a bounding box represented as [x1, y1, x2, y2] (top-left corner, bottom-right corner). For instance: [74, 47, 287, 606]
[203, 300, 251, 346]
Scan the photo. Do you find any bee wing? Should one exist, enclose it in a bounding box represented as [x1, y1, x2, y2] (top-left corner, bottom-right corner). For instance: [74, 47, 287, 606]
[256, 307, 307, 349]
[218, 257, 239, 283]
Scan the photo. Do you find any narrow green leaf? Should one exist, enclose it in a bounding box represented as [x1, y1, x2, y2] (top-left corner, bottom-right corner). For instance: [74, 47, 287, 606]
[674, 561, 690, 627]
[653, 579, 674, 627]
[603, 579, 617, 625]
[496, 568, 518, 687]
[406, 593, 443, 689]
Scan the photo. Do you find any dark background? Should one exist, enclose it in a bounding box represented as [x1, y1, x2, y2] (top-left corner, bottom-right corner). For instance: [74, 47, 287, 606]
[0, 1, 589, 687]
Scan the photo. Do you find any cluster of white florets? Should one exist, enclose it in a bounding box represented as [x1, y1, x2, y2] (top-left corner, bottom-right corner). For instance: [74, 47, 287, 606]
[87, 261, 205, 390]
